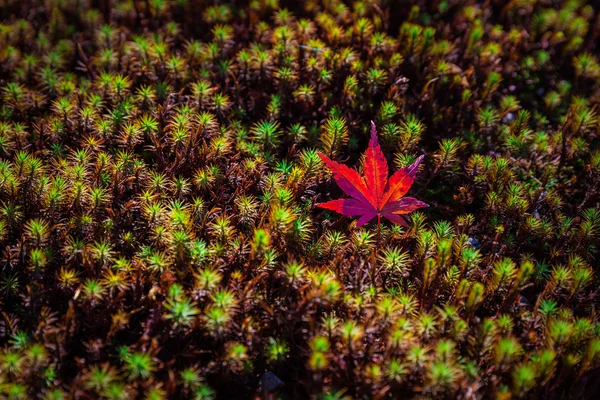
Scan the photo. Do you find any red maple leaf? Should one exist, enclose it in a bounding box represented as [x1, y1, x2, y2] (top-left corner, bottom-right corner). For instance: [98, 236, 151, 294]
[318, 121, 428, 227]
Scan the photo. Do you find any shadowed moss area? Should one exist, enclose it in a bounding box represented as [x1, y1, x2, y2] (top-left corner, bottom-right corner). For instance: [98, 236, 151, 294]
[0, 0, 600, 399]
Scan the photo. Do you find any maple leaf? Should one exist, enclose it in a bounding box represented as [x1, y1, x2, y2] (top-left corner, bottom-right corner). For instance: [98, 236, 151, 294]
[317, 121, 428, 227]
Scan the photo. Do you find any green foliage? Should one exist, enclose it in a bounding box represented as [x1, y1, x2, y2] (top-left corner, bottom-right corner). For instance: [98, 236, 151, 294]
[0, 0, 599, 399]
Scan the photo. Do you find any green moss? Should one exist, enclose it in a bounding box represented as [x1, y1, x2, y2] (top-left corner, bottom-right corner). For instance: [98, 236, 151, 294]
[0, 0, 599, 398]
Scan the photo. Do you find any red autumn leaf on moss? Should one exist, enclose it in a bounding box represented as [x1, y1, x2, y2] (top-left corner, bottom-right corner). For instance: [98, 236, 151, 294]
[318, 121, 428, 227]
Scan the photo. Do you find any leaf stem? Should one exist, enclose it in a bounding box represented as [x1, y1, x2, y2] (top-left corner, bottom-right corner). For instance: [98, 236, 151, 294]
[377, 214, 381, 246]
[372, 214, 381, 287]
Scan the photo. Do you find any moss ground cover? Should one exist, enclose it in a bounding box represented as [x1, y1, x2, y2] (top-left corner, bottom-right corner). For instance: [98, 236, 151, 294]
[0, 0, 600, 398]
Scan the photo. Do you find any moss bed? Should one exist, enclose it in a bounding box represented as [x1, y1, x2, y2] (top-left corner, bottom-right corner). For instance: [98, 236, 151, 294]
[1, 0, 600, 399]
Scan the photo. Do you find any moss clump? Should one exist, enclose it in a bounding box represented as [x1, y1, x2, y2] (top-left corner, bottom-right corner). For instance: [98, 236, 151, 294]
[0, 0, 599, 398]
